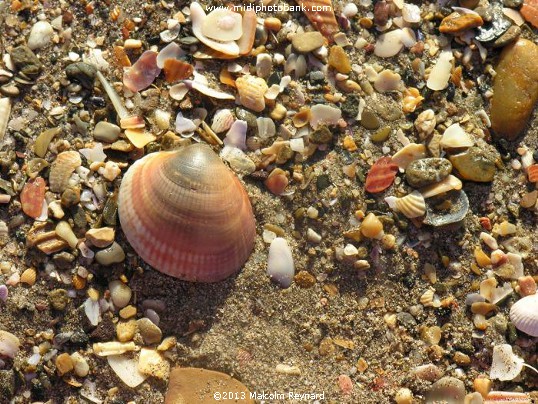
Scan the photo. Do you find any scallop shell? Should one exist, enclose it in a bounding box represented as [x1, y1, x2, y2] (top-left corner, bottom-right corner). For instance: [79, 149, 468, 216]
[190, 3, 240, 57]
[509, 294, 538, 337]
[202, 9, 243, 41]
[49, 151, 82, 193]
[0, 97, 11, 141]
[211, 109, 235, 133]
[440, 123, 474, 149]
[236, 75, 268, 112]
[118, 143, 256, 282]
[385, 191, 426, 218]
[20, 267, 37, 286]
[295, 0, 339, 41]
[527, 164, 538, 183]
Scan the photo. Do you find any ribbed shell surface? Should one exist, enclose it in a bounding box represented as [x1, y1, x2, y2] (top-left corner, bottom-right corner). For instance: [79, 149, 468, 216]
[509, 294, 538, 337]
[118, 144, 256, 282]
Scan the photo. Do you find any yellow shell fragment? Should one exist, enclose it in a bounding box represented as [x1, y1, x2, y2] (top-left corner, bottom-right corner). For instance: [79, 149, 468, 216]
[392, 143, 427, 169]
[420, 175, 462, 198]
[124, 129, 156, 149]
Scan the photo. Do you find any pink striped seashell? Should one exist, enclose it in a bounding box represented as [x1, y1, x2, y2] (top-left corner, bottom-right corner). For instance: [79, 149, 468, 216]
[485, 391, 531, 403]
[295, 0, 339, 41]
[118, 143, 256, 282]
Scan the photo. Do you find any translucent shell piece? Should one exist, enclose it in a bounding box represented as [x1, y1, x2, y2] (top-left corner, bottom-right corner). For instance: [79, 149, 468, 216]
[118, 143, 256, 282]
[190, 3, 240, 56]
[49, 151, 82, 193]
[385, 191, 426, 218]
[295, 0, 339, 41]
[202, 9, 243, 41]
[392, 143, 427, 169]
[440, 123, 474, 149]
[235, 75, 268, 112]
[123, 51, 161, 92]
[365, 156, 399, 193]
[509, 294, 538, 337]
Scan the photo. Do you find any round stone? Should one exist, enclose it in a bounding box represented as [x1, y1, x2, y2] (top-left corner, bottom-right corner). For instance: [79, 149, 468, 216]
[137, 318, 162, 345]
[360, 111, 381, 130]
[291, 32, 325, 53]
[405, 158, 452, 188]
[449, 148, 496, 182]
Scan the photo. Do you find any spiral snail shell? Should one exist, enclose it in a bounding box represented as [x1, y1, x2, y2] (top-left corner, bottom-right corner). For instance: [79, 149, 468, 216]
[118, 143, 256, 282]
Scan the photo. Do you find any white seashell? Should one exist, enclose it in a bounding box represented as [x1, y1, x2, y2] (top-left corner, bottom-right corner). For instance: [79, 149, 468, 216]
[506, 253, 524, 279]
[169, 83, 189, 101]
[190, 3, 239, 56]
[84, 298, 100, 326]
[175, 112, 197, 134]
[223, 120, 247, 150]
[385, 191, 426, 218]
[0, 98, 11, 142]
[267, 237, 294, 288]
[309, 104, 342, 129]
[236, 74, 268, 112]
[0, 330, 20, 359]
[403, 4, 421, 23]
[510, 294, 538, 337]
[485, 391, 531, 404]
[427, 50, 454, 91]
[107, 354, 148, 388]
[211, 109, 235, 133]
[420, 175, 463, 198]
[374, 29, 404, 58]
[265, 84, 281, 100]
[156, 42, 185, 68]
[28, 21, 54, 50]
[440, 124, 474, 149]
[202, 9, 242, 41]
[490, 344, 524, 381]
[392, 143, 427, 169]
[374, 70, 403, 93]
[480, 232, 498, 250]
[503, 8, 525, 26]
[183, 79, 235, 100]
[256, 117, 276, 139]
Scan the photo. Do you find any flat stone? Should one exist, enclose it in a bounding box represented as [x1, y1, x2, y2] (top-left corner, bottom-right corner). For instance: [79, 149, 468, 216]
[493, 25, 521, 48]
[490, 38, 538, 140]
[85, 227, 115, 248]
[165, 367, 254, 404]
[360, 110, 381, 130]
[291, 32, 324, 53]
[440, 12, 483, 34]
[449, 148, 496, 182]
[406, 158, 452, 188]
[95, 242, 125, 265]
[65, 62, 97, 89]
[9, 46, 42, 78]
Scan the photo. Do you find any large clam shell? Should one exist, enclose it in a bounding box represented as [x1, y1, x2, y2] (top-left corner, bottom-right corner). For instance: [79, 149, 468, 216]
[118, 143, 256, 282]
[509, 294, 538, 337]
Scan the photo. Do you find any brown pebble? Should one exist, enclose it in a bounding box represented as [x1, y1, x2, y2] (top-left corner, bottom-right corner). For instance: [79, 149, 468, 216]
[294, 271, 316, 288]
[518, 275, 537, 296]
[56, 353, 74, 375]
[439, 12, 483, 34]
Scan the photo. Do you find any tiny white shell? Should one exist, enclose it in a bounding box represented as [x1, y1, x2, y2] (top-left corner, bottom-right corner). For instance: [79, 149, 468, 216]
[0, 97, 11, 141]
[267, 237, 294, 288]
[385, 190, 426, 218]
[440, 124, 474, 149]
[510, 294, 538, 337]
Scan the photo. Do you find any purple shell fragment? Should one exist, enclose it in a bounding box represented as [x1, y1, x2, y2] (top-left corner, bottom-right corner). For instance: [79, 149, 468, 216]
[123, 51, 161, 92]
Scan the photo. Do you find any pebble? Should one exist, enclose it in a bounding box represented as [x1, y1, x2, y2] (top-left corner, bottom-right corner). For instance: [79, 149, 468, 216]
[119, 305, 137, 319]
[0, 85, 19, 97]
[267, 237, 295, 288]
[291, 32, 325, 53]
[294, 271, 316, 288]
[360, 111, 381, 130]
[85, 227, 115, 248]
[328, 46, 351, 74]
[521, 0, 538, 28]
[449, 148, 496, 182]
[48, 289, 69, 311]
[137, 318, 163, 345]
[504, 0, 523, 6]
[70, 352, 90, 377]
[61, 186, 80, 207]
[55, 352, 74, 376]
[65, 62, 97, 89]
[109, 280, 132, 308]
[256, 53, 272, 78]
[116, 320, 137, 342]
[95, 242, 125, 265]
[9, 46, 42, 78]
[27, 21, 54, 50]
[309, 126, 333, 144]
[440, 12, 483, 34]
[93, 121, 121, 143]
[491, 38, 538, 140]
[343, 3, 359, 18]
[426, 377, 465, 403]
[406, 158, 452, 188]
[138, 348, 169, 379]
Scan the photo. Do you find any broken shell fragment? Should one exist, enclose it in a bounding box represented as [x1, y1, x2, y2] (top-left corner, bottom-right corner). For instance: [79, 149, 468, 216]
[365, 157, 399, 193]
[211, 109, 235, 133]
[440, 124, 474, 149]
[424, 190, 469, 227]
[295, 0, 339, 41]
[385, 191, 426, 219]
[420, 175, 463, 198]
[118, 144, 256, 282]
[485, 391, 531, 404]
[510, 294, 538, 337]
[21, 177, 46, 218]
[49, 151, 82, 193]
[0, 97, 11, 141]
[392, 143, 427, 169]
[202, 9, 242, 41]
[123, 51, 161, 92]
[93, 342, 138, 356]
[236, 75, 268, 112]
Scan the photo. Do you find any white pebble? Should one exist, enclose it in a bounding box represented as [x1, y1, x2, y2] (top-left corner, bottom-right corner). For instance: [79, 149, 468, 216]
[28, 21, 54, 50]
[109, 280, 132, 308]
[306, 228, 322, 244]
[267, 238, 295, 288]
[342, 3, 358, 18]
